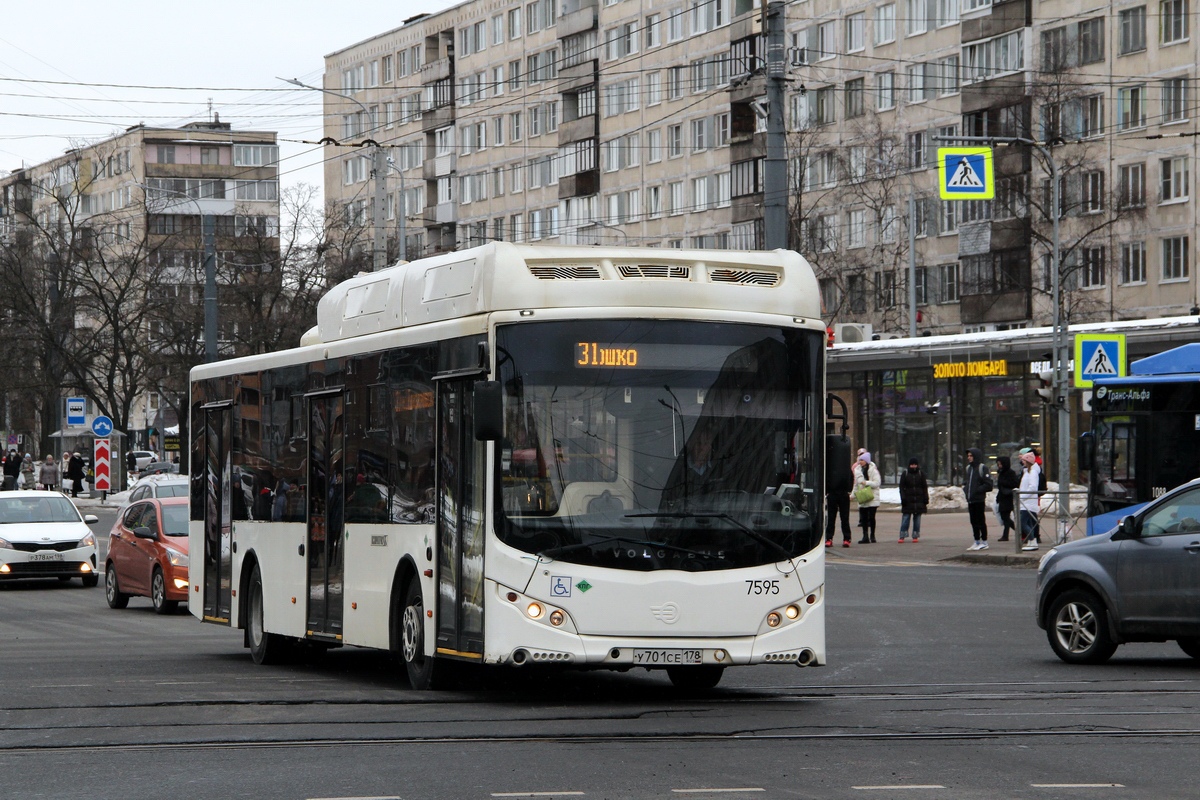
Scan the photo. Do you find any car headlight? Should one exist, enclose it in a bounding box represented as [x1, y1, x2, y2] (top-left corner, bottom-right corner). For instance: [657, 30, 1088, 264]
[0, 536, 11, 549]
[165, 548, 189, 568]
[77, 531, 96, 549]
[1037, 548, 1058, 573]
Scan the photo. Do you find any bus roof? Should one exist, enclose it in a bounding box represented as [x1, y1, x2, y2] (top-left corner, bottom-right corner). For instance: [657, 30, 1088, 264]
[1095, 343, 1200, 385]
[309, 243, 820, 345]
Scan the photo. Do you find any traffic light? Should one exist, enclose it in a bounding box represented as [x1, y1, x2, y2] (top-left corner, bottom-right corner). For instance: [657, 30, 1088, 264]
[1036, 369, 1054, 403]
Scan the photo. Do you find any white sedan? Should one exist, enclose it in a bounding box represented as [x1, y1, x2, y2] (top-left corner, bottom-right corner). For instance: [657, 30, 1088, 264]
[0, 491, 100, 586]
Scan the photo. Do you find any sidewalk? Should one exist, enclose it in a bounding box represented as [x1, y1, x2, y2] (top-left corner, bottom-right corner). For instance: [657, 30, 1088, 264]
[824, 510, 1045, 568]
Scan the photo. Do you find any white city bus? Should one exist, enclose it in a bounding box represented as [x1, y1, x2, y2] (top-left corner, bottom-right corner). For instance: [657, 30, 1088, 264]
[188, 243, 830, 689]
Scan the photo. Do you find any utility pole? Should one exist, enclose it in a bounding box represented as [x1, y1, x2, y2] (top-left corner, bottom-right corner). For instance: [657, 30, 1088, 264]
[372, 145, 387, 271]
[202, 214, 217, 362]
[907, 192, 917, 337]
[763, 0, 788, 249]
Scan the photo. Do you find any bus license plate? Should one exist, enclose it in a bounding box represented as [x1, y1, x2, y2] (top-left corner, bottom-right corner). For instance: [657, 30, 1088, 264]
[30, 553, 64, 561]
[632, 649, 702, 665]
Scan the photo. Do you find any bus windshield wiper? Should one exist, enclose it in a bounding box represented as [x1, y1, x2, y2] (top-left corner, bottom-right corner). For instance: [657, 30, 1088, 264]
[624, 512, 796, 563]
[537, 535, 726, 562]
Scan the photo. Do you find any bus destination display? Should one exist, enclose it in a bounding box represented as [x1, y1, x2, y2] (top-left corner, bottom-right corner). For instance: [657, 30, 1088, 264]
[575, 341, 746, 371]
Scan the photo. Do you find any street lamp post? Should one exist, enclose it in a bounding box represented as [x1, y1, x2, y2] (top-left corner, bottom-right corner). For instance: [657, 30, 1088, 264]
[385, 155, 407, 263]
[140, 183, 218, 362]
[282, 77, 387, 271]
[589, 219, 630, 245]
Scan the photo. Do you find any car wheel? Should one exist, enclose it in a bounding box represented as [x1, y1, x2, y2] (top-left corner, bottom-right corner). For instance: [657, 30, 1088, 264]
[151, 568, 178, 615]
[1177, 638, 1200, 660]
[247, 564, 289, 665]
[400, 580, 439, 689]
[1047, 589, 1118, 664]
[81, 573, 99, 588]
[105, 565, 129, 609]
[667, 665, 725, 690]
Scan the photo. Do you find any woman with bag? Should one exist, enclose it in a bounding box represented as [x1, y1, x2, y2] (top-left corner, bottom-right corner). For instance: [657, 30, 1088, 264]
[898, 457, 929, 542]
[853, 450, 881, 543]
[19, 455, 35, 490]
[39, 455, 60, 491]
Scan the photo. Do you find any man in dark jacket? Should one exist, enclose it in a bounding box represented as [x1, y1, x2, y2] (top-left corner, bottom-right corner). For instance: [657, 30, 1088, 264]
[898, 457, 929, 542]
[963, 447, 992, 550]
[995, 456, 1020, 541]
[66, 452, 85, 498]
[2, 450, 20, 490]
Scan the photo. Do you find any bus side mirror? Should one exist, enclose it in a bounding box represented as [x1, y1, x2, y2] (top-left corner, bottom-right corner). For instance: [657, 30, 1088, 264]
[474, 381, 504, 441]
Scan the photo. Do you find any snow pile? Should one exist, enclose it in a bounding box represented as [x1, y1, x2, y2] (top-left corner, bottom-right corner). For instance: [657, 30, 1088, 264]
[861, 483, 1089, 513]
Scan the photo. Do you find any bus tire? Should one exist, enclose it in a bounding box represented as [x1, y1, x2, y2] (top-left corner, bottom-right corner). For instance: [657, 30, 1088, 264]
[247, 564, 288, 665]
[666, 665, 724, 690]
[401, 580, 438, 689]
[1178, 638, 1200, 660]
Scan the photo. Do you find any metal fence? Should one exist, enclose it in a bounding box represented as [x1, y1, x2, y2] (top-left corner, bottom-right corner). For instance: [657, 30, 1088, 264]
[1009, 488, 1091, 554]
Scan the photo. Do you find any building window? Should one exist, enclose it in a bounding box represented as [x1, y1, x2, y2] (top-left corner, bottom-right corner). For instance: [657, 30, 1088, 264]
[877, 72, 895, 110]
[1163, 77, 1189, 122]
[846, 12, 865, 52]
[874, 4, 895, 45]
[1119, 163, 1146, 208]
[669, 181, 685, 214]
[1080, 246, 1106, 288]
[876, 271, 897, 310]
[938, 263, 959, 303]
[1118, 86, 1147, 130]
[817, 21, 835, 59]
[1161, 0, 1189, 43]
[1119, 6, 1148, 54]
[1080, 18, 1105, 63]
[1162, 236, 1190, 280]
[905, 0, 927, 36]
[847, 274, 867, 313]
[668, 124, 682, 157]
[845, 78, 865, 117]
[819, 278, 839, 315]
[907, 131, 926, 170]
[963, 30, 1024, 84]
[846, 209, 866, 248]
[1161, 157, 1189, 202]
[1082, 171, 1104, 213]
[914, 266, 929, 304]
[157, 145, 175, 164]
[937, 0, 958, 26]
[1120, 241, 1147, 284]
[814, 86, 836, 124]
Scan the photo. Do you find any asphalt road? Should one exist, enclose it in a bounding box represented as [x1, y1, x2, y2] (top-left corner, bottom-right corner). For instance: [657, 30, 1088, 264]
[3, 553, 1199, 800]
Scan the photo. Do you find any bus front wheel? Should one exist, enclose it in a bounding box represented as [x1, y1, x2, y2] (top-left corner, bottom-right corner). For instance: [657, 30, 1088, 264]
[401, 581, 438, 689]
[666, 665, 724, 690]
[247, 565, 288, 665]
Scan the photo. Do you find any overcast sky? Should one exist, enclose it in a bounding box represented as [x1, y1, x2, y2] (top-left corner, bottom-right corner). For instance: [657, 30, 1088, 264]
[1, 0, 435, 197]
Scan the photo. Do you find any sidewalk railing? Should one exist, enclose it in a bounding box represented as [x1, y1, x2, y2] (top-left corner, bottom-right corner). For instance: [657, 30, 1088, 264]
[1012, 488, 1090, 553]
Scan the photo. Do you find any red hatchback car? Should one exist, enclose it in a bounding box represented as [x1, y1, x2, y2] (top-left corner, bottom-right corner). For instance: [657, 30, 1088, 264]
[105, 496, 190, 614]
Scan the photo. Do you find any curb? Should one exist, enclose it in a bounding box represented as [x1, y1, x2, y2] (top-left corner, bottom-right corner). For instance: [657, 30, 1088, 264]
[941, 553, 1040, 568]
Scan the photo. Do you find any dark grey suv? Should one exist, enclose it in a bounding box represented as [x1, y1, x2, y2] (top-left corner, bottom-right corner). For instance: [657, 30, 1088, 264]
[1036, 479, 1200, 664]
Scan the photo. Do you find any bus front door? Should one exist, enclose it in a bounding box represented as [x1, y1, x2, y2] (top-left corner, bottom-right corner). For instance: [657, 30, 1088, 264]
[201, 403, 233, 624]
[435, 380, 485, 660]
[306, 392, 345, 640]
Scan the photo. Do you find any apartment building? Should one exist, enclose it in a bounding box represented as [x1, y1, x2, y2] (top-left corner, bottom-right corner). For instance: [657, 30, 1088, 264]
[0, 119, 280, 448]
[321, 0, 1200, 335]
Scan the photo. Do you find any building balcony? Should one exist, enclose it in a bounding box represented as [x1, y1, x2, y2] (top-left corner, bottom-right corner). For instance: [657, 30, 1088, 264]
[434, 202, 457, 224]
[420, 105, 455, 133]
[731, 196, 761, 224]
[558, 0, 598, 37]
[960, 290, 1031, 325]
[558, 169, 599, 200]
[417, 57, 452, 84]
[558, 61, 597, 94]
[423, 154, 456, 180]
[557, 115, 596, 146]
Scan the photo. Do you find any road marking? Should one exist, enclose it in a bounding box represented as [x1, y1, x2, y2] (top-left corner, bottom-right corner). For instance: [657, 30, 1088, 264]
[853, 786, 946, 791]
[308, 796, 401, 800]
[491, 793, 585, 797]
[1031, 784, 1124, 789]
[31, 684, 94, 689]
[672, 790, 765, 794]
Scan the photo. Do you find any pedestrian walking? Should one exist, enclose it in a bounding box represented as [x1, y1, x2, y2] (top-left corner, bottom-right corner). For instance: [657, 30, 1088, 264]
[19, 454, 35, 490]
[853, 450, 881, 544]
[1019, 451, 1042, 551]
[39, 455, 60, 491]
[995, 456, 1020, 541]
[2, 450, 19, 491]
[963, 447, 993, 550]
[66, 451, 85, 498]
[897, 457, 929, 542]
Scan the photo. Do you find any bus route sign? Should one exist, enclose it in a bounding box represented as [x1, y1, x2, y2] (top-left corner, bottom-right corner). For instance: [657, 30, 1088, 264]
[1075, 333, 1126, 388]
[937, 147, 994, 200]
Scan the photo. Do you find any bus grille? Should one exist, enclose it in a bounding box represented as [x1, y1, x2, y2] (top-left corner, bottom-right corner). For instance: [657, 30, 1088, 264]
[709, 268, 781, 286]
[528, 265, 603, 280]
[617, 264, 690, 280]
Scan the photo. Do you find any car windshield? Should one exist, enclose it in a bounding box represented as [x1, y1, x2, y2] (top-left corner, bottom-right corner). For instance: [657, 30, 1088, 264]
[494, 319, 824, 572]
[161, 505, 189, 536]
[0, 496, 82, 524]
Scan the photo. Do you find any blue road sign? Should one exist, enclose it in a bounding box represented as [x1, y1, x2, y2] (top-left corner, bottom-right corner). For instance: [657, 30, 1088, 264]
[1075, 334, 1126, 388]
[937, 147, 994, 200]
[66, 398, 86, 427]
[91, 415, 113, 437]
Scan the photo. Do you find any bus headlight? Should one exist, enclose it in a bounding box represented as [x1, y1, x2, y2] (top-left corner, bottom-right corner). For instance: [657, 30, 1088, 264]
[526, 602, 544, 619]
[767, 612, 782, 628]
[549, 609, 565, 626]
[785, 604, 801, 619]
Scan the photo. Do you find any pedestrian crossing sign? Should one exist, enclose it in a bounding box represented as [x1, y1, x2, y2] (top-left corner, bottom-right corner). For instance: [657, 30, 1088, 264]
[937, 147, 994, 200]
[1074, 333, 1126, 388]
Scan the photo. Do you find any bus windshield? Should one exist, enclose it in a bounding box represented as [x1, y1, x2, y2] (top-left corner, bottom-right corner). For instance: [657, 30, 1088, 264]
[494, 319, 824, 571]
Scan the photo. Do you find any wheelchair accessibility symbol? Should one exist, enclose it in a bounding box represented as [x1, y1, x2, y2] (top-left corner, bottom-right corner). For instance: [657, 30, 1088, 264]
[550, 576, 572, 597]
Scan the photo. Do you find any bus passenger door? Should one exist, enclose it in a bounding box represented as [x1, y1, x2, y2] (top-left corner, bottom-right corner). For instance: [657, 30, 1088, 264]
[201, 403, 233, 624]
[306, 391, 345, 640]
[435, 380, 486, 660]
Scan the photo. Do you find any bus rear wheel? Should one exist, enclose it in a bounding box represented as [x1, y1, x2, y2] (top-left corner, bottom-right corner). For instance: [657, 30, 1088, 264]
[667, 665, 724, 690]
[401, 581, 438, 689]
[247, 565, 289, 665]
